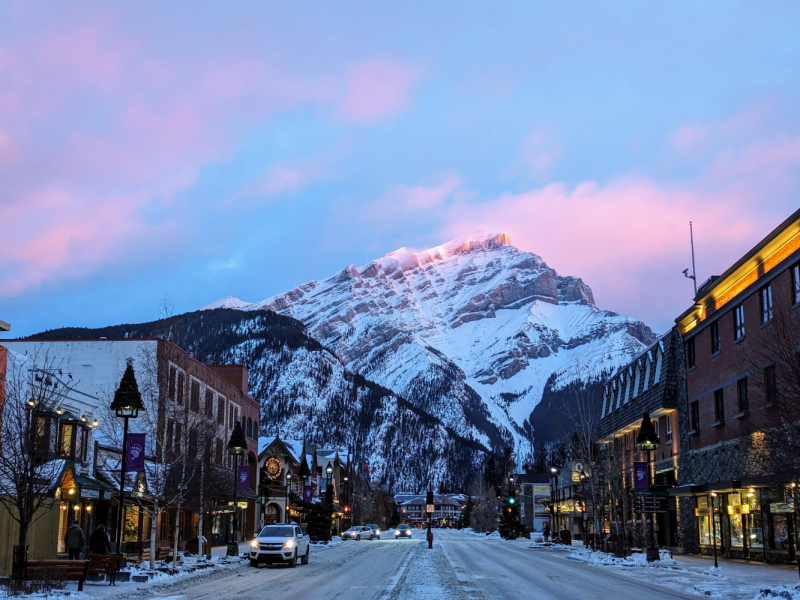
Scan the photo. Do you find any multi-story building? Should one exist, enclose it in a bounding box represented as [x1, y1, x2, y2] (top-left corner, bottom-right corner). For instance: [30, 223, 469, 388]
[674, 208, 800, 563]
[397, 494, 462, 526]
[1, 338, 260, 555]
[597, 327, 686, 550]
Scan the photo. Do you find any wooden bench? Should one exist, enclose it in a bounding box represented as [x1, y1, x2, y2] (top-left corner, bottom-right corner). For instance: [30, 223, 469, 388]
[137, 542, 172, 566]
[88, 554, 123, 586]
[23, 560, 89, 591]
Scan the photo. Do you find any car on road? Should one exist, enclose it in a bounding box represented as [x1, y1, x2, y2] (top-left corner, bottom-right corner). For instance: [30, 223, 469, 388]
[394, 525, 413, 539]
[341, 526, 375, 541]
[250, 524, 309, 567]
[365, 524, 382, 539]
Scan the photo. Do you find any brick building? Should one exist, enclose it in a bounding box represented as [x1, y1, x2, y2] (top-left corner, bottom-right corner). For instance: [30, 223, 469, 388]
[597, 327, 686, 550]
[674, 208, 800, 562]
[1, 338, 260, 555]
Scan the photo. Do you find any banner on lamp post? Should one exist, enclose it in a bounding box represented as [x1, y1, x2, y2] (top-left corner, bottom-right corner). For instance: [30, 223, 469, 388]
[126, 433, 146, 473]
[633, 462, 649, 490]
[237, 465, 250, 490]
[304, 485, 313, 503]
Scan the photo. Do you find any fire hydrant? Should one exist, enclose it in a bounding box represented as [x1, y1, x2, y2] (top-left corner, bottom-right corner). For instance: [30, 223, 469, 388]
[427, 531, 433, 549]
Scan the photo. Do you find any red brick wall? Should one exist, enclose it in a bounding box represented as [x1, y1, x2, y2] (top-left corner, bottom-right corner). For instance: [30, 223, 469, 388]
[684, 258, 799, 450]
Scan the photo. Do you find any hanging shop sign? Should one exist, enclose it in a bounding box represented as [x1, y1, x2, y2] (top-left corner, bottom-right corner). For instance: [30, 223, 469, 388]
[80, 489, 100, 499]
[727, 505, 750, 515]
[265, 457, 283, 480]
[769, 502, 794, 514]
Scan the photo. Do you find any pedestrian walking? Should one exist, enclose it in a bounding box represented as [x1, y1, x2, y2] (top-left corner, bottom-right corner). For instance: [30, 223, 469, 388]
[65, 520, 85, 560]
[89, 524, 112, 555]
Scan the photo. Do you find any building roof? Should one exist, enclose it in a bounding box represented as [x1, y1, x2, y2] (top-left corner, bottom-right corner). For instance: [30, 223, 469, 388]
[677, 207, 800, 335]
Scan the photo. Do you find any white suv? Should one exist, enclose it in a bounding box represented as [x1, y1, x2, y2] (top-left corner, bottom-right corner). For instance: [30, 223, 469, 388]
[250, 524, 309, 567]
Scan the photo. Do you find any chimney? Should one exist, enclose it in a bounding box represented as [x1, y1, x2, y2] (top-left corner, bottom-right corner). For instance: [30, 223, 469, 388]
[207, 364, 249, 395]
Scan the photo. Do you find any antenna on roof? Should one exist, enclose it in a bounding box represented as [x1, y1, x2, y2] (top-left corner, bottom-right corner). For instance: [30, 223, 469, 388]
[683, 221, 698, 296]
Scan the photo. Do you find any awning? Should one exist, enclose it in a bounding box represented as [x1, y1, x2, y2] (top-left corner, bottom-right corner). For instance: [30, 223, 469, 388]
[670, 474, 791, 497]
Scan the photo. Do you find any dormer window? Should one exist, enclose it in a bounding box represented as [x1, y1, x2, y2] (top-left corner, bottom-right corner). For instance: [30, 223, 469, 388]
[59, 421, 88, 461]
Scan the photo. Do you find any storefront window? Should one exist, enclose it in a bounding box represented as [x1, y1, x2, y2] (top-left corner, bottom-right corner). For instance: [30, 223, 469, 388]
[730, 513, 744, 547]
[60, 424, 73, 456]
[124, 507, 140, 542]
[750, 513, 764, 548]
[696, 496, 721, 546]
[212, 515, 222, 534]
[772, 515, 790, 550]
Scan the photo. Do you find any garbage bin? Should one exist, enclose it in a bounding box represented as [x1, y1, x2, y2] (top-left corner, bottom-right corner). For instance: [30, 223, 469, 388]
[559, 530, 571, 545]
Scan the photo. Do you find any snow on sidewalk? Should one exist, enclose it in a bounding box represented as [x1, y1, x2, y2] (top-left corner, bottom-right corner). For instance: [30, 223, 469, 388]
[564, 547, 800, 599]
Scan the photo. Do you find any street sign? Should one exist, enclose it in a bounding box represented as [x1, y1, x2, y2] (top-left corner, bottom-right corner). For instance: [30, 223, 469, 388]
[632, 493, 668, 513]
[426, 504, 435, 513]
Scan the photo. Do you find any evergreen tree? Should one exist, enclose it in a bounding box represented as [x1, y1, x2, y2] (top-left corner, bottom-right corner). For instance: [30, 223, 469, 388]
[484, 457, 499, 494]
[307, 502, 334, 542]
[461, 495, 475, 528]
[533, 442, 548, 474]
[498, 481, 520, 539]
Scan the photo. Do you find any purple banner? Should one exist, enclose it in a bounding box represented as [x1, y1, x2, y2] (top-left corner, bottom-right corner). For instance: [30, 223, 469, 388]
[237, 465, 250, 490]
[633, 462, 649, 490]
[126, 433, 146, 473]
[304, 485, 313, 503]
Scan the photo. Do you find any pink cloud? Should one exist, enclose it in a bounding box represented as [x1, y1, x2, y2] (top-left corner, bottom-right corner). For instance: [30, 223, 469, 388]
[336, 57, 425, 123]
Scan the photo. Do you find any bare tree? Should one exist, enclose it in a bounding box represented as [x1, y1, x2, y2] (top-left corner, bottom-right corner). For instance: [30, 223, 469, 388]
[0, 348, 71, 558]
[158, 294, 175, 321]
[466, 474, 498, 533]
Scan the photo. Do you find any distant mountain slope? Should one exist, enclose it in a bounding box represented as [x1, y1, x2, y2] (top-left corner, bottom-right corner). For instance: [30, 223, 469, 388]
[206, 232, 656, 452]
[30, 309, 486, 492]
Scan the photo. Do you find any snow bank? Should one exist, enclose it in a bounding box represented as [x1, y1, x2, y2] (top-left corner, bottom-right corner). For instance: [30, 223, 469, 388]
[754, 586, 800, 600]
[568, 548, 676, 567]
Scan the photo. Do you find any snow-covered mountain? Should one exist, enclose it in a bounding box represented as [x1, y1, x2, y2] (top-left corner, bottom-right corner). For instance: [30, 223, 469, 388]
[30, 310, 482, 492]
[206, 232, 656, 455]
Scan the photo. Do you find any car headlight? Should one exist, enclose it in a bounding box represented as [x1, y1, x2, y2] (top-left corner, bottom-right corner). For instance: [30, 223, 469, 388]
[376, 530, 380, 534]
[250, 539, 258, 548]
[283, 539, 295, 549]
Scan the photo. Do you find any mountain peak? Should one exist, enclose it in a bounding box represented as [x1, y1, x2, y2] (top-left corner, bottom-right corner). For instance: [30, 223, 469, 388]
[380, 231, 512, 272]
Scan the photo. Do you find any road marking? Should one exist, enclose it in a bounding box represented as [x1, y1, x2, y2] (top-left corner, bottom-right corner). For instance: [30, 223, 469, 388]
[383, 545, 415, 596]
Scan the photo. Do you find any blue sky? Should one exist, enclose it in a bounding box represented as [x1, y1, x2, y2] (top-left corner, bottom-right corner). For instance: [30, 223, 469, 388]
[1, 1, 799, 337]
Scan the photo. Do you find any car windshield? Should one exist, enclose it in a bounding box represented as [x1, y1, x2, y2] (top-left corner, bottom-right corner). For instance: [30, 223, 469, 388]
[259, 526, 294, 537]
[398, 525, 410, 530]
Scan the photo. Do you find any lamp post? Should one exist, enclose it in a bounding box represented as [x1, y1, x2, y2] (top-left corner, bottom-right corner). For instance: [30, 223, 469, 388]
[710, 492, 719, 568]
[286, 473, 291, 523]
[550, 467, 559, 539]
[325, 463, 333, 504]
[109, 362, 145, 555]
[636, 411, 661, 562]
[226, 422, 247, 557]
[343, 476, 349, 527]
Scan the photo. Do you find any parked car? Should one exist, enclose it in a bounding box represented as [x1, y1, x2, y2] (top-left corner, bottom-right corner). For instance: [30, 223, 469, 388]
[395, 525, 413, 539]
[250, 524, 310, 567]
[366, 524, 382, 539]
[341, 526, 375, 541]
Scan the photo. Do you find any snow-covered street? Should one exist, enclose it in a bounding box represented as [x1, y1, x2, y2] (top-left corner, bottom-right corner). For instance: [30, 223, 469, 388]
[37, 529, 796, 599]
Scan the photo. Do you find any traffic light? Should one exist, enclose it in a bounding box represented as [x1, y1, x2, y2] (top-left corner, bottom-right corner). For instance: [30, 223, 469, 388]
[344, 505, 350, 513]
[509, 497, 515, 505]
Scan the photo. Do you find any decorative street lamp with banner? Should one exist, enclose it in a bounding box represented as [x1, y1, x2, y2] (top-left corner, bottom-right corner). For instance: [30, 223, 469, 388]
[227, 421, 247, 556]
[636, 411, 661, 562]
[109, 360, 145, 555]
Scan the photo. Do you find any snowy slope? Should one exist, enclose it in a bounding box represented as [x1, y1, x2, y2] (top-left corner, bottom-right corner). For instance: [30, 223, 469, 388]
[206, 232, 655, 456]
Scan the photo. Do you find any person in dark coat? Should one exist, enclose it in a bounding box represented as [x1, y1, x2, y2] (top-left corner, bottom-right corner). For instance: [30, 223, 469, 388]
[89, 523, 112, 555]
[65, 520, 85, 559]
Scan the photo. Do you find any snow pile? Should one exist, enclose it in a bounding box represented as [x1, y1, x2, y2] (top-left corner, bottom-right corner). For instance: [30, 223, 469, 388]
[754, 586, 800, 600]
[568, 548, 676, 567]
[485, 531, 502, 539]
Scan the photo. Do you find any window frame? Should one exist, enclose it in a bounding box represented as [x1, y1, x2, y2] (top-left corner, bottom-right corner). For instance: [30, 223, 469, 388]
[792, 262, 800, 306]
[737, 377, 749, 414]
[710, 320, 720, 355]
[666, 416, 673, 442]
[759, 284, 773, 324]
[686, 338, 696, 369]
[764, 364, 778, 406]
[713, 389, 725, 424]
[690, 400, 700, 432]
[733, 304, 746, 341]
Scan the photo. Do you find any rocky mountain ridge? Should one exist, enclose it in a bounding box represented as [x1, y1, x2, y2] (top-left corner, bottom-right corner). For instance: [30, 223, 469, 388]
[206, 232, 656, 453]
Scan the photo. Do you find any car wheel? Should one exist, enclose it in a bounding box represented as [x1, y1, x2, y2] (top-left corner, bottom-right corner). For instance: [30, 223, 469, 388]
[288, 551, 297, 568]
[370, 535, 374, 541]
[301, 546, 310, 565]
[356, 535, 361, 541]
[250, 558, 260, 568]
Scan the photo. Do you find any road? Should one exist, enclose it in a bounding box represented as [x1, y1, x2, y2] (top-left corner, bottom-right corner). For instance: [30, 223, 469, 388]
[83, 530, 701, 600]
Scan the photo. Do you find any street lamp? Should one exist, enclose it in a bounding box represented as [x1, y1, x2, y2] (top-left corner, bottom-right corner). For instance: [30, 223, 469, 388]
[226, 421, 247, 556]
[343, 476, 349, 526]
[550, 467, 559, 539]
[325, 463, 333, 504]
[286, 473, 292, 522]
[710, 492, 719, 568]
[636, 411, 661, 562]
[109, 362, 145, 555]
